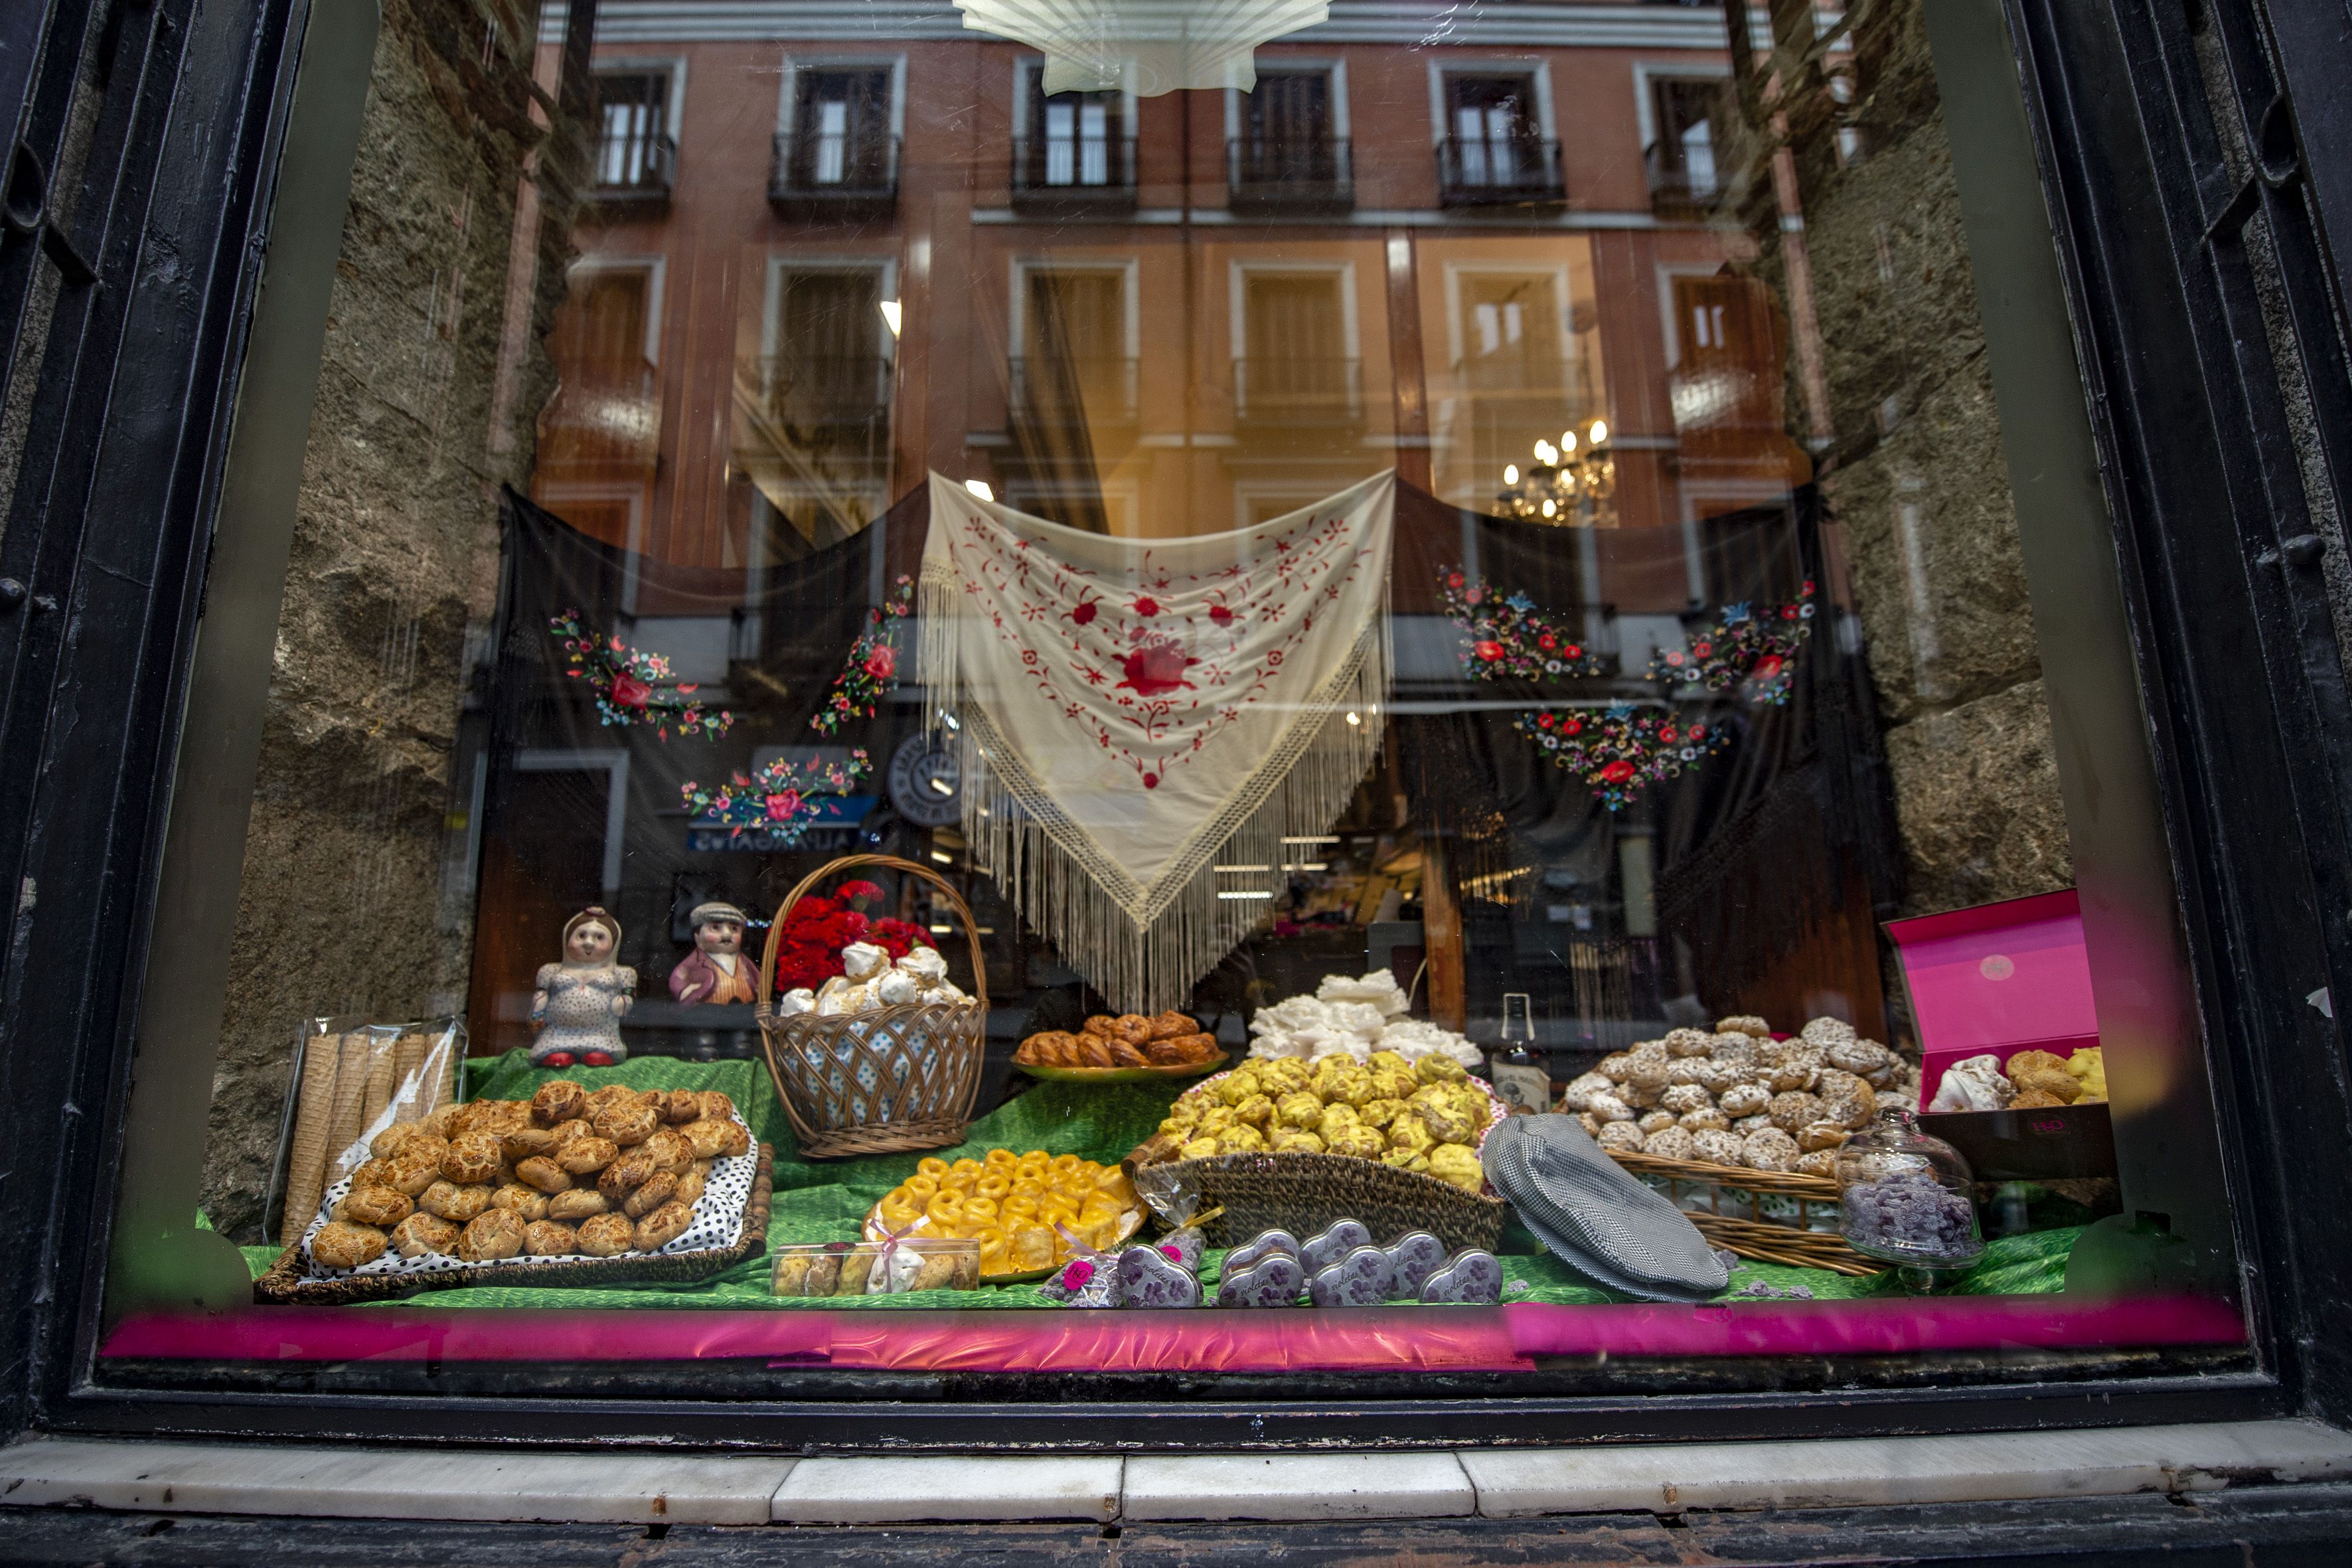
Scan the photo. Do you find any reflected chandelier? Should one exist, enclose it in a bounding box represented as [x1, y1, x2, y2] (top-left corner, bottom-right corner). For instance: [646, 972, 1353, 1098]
[953, 0, 1331, 96]
[1497, 418, 1618, 528]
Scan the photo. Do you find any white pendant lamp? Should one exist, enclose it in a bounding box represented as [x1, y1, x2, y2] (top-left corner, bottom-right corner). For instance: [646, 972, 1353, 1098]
[955, 0, 1330, 96]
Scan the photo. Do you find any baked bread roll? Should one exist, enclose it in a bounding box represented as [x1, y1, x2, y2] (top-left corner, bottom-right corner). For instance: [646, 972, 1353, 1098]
[682, 1119, 733, 1159]
[1082, 1015, 1117, 1038]
[1107, 1039, 1148, 1067]
[694, 1091, 736, 1123]
[657, 1088, 700, 1125]
[440, 1131, 503, 1185]
[531, 1080, 587, 1127]
[310, 1221, 387, 1270]
[633, 1200, 693, 1251]
[548, 1118, 594, 1148]
[1146, 1011, 1198, 1041]
[424, 1103, 466, 1140]
[546, 1188, 609, 1221]
[1107, 1015, 1153, 1047]
[455, 1208, 527, 1262]
[591, 1102, 659, 1146]
[514, 1156, 571, 1194]
[524, 1219, 578, 1257]
[672, 1166, 705, 1209]
[489, 1183, 549, 1221]
[598, 1146, 661, 1202]
[368, 1123, 440, 1162]
[623, 1169, 678, 1218]
[499, 1125, 559, 1162]
[585, 1084, 641, 1117]
[1078, 1034, 1115, 1068]
[714, 1119, 750, 1158]
[576, 1212, 636, 1257]
[642, 1128, 693, 1173]
[418, 1180, 493, 1223]
[390, 1212, 458, 1259]
[555, 1135, 619, 1175]
[341, 1185, 413, 1227]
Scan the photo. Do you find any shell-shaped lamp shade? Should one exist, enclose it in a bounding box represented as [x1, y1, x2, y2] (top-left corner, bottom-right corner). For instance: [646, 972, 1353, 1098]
[955, 0, 1332, 96]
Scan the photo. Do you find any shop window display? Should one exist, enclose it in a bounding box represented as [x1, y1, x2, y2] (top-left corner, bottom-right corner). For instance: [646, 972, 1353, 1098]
[96, 0, 2256, 1396]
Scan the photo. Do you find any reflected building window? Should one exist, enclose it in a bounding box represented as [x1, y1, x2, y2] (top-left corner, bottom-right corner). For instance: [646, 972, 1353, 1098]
[1646, 74, 1727, 214]
[589, 66, 676, 206]
[1231, 66, 1352, 212]
[775, 64, 899, 208]
[1439, 72, 1563, 204]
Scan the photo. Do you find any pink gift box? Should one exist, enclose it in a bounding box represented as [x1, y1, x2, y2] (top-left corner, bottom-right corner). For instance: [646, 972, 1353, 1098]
[1885, 889, 2114, 1181]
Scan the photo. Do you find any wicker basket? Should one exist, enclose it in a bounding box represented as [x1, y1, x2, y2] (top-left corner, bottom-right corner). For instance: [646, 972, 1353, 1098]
[253, 1146, 776, 1304]
[1127, 1146, 1506, 1255]
[757, 854, 988, 1159]
[1606, 1148, 1878, 1277]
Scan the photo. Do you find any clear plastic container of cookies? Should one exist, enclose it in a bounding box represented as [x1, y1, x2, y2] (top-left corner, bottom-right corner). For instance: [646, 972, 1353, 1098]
[769, 1237, 981, 1297]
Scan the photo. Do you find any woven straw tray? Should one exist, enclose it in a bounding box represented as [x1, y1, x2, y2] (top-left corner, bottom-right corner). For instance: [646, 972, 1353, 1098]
[254, 1145, 774, 1304]
[1013, 1052, 1230, 1084]
[1603, 1147, 1879, 1276]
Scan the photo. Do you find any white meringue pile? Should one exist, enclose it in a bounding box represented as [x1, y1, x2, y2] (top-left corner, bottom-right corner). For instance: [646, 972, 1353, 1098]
[777, 941, 969, 1018]
[1244, 972, 1483, 1068]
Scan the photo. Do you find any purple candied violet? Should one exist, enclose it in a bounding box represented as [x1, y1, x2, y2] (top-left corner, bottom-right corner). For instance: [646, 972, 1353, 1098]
[1840, 1173, 1982, 1263]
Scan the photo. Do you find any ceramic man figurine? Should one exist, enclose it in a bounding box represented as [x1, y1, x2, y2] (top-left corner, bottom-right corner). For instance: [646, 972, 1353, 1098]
[530, 907, 635, 1067]
[668, 900, 761, 1006]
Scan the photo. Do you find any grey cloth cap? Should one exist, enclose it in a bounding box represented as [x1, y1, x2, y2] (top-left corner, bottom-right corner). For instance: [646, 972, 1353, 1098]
[688, 901, 748, 927]
[1483, 1115, 1731, 1302]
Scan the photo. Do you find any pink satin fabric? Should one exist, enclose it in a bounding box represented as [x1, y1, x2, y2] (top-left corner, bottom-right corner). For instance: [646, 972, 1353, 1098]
[99, 1295, 2241, 1372]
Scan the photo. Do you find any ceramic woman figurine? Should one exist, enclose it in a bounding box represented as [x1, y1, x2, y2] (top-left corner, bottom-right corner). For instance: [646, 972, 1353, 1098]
[531, 907, 635, 1067]
[668, 900, 761, 1006]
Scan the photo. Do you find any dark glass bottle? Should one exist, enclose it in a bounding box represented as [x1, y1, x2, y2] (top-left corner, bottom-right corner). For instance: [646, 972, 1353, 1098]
[1489, 991, 1550, 1115]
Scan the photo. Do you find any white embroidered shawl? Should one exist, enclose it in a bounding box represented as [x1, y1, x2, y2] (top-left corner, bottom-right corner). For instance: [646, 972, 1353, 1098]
[920, 471, 1395, 1013]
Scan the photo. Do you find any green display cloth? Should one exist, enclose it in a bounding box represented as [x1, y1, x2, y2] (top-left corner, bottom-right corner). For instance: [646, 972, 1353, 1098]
[244, 1050, 2080, 1310]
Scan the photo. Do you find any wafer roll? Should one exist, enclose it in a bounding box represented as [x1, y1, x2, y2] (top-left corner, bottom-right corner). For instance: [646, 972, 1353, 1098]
[280, 1030, 342, 1246]
[356, 1028, 398, 1141]
[323, 1031, 374, 1186]
[432, 1020, 461, 1110]
[390, 1028, 428, 1123]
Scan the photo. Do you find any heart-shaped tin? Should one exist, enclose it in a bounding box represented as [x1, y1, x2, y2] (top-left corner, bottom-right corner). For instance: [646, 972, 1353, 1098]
[1420, 1248, 1504, 1305]
[1222, 1229, 1298, 1275]
[1115, 1243, 1202, 1308]
[1308, 1243, 1394, 1308]
[1299, 1219, 1373, 1278]
[1215, 1251, 1306, 1308]
[1384, 1230, 1448, 1298]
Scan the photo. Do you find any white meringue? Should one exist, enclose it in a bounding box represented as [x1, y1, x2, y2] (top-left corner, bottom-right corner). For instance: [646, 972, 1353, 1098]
[840, 942, 890, 981]
[896, 946, 949, 982]
[1927, 1053, 2011, 1113]
[778, 988, 818, 1017]
[876, 970, 921, 1006]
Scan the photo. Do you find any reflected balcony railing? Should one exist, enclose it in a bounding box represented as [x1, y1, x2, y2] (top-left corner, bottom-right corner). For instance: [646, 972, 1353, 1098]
[1008, 355, 1140, 422]
[1234, 356, 1364, 423]
[769, 129, 901, 214]
[1436, 135, 1567, 206]
[1010, 136, 1139, 211]
[1644, 139, 1721, 217]
[741, 353, 894, 435]
[1448, 355, 1599, 404]
[588, 129, 675, 208]
[1227, 135, 1354, 212]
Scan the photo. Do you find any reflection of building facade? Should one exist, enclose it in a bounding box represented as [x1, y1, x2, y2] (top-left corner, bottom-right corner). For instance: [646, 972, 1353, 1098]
[534, 7, 1801, 568]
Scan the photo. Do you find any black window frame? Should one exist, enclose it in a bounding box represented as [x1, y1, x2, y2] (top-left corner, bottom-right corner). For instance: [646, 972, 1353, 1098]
[5, 0, 2352, 1452]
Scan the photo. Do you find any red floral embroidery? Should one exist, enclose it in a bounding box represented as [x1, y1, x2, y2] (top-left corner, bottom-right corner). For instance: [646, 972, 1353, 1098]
[1598, 760, 1636, 783]
[863, 645, 896, 680]
[1208, 605, 1234, 626]
[1474, 640, 1504, 663]
[609, 672, 652, 709]
[764, 789, 803, 822]
[1119, 637, 1198, 696]
[1133, 595, 1160, 617]
[1071, 600, 1098, 627]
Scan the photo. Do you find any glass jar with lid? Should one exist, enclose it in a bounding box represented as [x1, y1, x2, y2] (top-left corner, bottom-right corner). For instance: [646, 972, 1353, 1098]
[1834, 1108, 1986, 1275]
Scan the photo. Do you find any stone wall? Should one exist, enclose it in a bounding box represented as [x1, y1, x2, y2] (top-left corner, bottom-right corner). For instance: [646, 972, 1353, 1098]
[198, 0, 577, 1241]
[1733, 0, 2075, 920]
